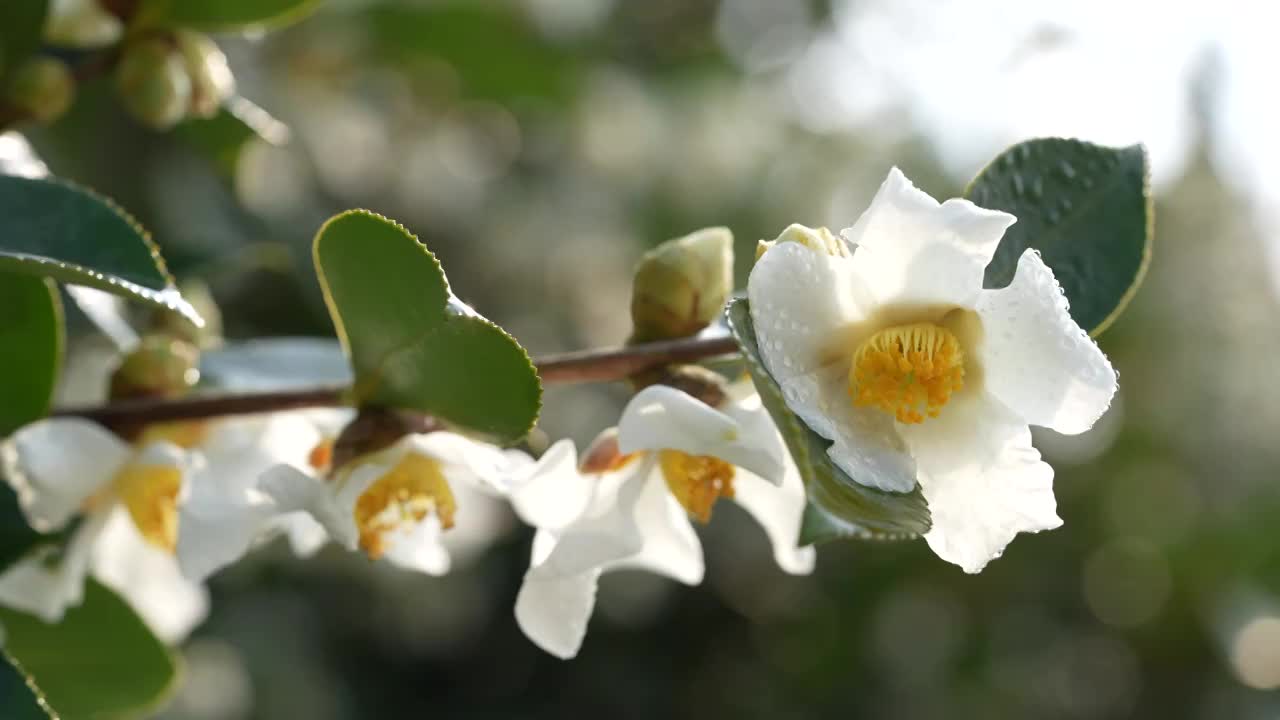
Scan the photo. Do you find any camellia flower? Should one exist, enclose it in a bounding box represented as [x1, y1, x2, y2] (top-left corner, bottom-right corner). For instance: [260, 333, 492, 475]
[241, 430, 536, 578]
[746, 168, 1118, 573]
[0, 419, 207, 642]
[515, 380, 814, 659]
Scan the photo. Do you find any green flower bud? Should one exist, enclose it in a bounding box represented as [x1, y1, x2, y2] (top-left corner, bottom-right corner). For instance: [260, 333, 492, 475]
[630, 226, 734, 343]
[114, 37, 191, 130]
[151, 279, 223, 349]
[5, 57, 75, 124]
[175, 30, 234, 119]
[109, 334, 200, 401]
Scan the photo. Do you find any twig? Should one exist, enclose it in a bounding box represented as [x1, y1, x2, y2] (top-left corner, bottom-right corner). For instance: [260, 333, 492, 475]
[52, 334, 742, 427]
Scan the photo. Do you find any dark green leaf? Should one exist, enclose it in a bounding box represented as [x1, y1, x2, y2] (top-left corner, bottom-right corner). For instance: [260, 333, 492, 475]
[139, 0, 319, 32]
[0, 654, 52, 720]
[0, 175, 201, 324]
[725, 299, 930, 543]
[0, 483, 77, 577]
[0, 1, 49, 86]
[0, 275, 60, 436]
[313, 210, 541, 444]
[0, 581, 179, 719]
[966, 138, 1152, 335]
[175, 96, 289, 177]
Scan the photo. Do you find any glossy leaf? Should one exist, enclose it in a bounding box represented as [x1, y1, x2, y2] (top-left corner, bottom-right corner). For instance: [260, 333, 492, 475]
[176, 96, 289, 177]
[0, 175, 200, 324]
[139, 0, 319, 32]
[726, 299, 930, 543]
[0, 654, 51, 720]
[0, 581, 178, 718]
[0, 275, 61, 436]
[966, 138, 1152, 335]
[0, 1, 49, 86]
[313, 210, 541, 444]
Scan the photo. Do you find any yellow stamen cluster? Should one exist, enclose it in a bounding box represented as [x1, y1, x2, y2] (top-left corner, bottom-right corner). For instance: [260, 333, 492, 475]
[353, 453, 456, 560]
[756, 224, 850, 261]
[848, 322, 965, 424]
[113, 463, 183, 552]
[659, 450, 735, 523]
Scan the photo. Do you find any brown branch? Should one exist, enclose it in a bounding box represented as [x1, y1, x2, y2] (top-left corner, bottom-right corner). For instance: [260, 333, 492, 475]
[51, 334, 743, 427]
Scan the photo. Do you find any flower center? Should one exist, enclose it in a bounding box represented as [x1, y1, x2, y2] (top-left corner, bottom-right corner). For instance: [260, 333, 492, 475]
[112, 463, 183, 552]
[308, 439, 334, 473]
[848, 322, 965, 424]
[659, 450, 735, 523]
[353, 453, 456, 560]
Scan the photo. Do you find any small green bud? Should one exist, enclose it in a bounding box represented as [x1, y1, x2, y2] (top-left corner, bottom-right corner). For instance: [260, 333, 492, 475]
[630, 226, 734, 343]
[114, 37, 191, 130]
[5, 57, 75, 124]
[109, 334, 200, 401]
[175, 30, 234, 119]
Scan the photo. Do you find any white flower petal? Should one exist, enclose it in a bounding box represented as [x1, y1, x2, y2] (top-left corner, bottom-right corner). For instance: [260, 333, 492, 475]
[278, 513, 329, 557]
[509, 439, 593, 531]
[514, 564, 602, 660]
[176, 487, 276, 583]
[3, 419, 130, 531]
[0, 511, 108, 622]
[199, 413, 321, 493]
[813, 366, 918, 493]
[731, 467, 816, 576]
[439, 479, 512, 570]
[610, 465, 704, 585]
[92, 507, 209, 643]
[842, 167, 1016, 308]
[976, 249, 1119, 435]
[618, 385, 786, 483]
[405, 432, 515, 495]
[381, 517, 451, 575]
[258, 464, 341, 544]
[899, 392, 1062, 573]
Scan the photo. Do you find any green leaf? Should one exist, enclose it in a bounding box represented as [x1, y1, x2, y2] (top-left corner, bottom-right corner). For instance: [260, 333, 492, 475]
[139, 0, 319, 32]
[175, 96, 289, 177]
[0, 1, 49, 86]
[313, 210, 541, 444]
[965, 138, 1152, 335]
[0, 483, 77, 577]
[725, 299, 930, 543]
[0, 275, 61, 436]
[0, 175, 201, 324]
[0, 580, 179, 719]
[0, 654, 52, 720]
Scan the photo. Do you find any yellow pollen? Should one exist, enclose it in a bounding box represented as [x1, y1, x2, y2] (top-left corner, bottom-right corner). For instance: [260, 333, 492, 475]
[353, 453, 456, 561]
[112, 463, 183, 552]
[308, 439, 335, 473]
[848, 322, 965, 424]
[659, 450, 735, 523]
[136, 420, 211, 450]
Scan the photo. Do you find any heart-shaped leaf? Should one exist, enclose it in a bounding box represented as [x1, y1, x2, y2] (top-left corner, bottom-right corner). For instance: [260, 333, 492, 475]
[0, 175, 201, 324]
[0, 581, 179, 718]
[966, 138, 1152, 335]
[176, 96, 290, 177]
[139, 0, 320, 32]
[0, 275, 60, 436]
[726, 299, 930, 543]
[314, 210, 541, 444]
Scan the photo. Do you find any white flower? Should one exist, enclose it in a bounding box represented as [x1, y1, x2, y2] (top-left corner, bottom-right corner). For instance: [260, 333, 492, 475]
[746, 168, 1119, 573]
[515, 381, 814, 659]
[0, 419, 207, 642]
[254, 431, 531, 577]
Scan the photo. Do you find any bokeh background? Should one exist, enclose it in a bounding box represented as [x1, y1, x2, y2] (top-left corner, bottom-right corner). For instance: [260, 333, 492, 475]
[14, 0, 1280, 717]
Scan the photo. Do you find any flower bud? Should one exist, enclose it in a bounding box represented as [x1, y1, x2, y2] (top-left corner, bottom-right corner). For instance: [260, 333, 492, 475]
[109, 334, 200, 401]
[330, 408, 442, 475]
[44, 0, 125, 48]
[151, 279, 223, 349]
[175, 30, 234, 119]
[5, 57, 75, 124]
[629, 226, 734, 343]
[114, 36, 191, 130]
